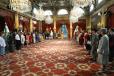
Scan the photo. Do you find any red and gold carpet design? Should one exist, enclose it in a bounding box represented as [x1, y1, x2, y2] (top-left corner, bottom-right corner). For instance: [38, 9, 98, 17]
[0, 40, 114, 76]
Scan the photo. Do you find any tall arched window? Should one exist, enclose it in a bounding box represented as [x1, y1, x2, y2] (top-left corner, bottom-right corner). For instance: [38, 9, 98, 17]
[44, 10, 53, 16]
[57, 9, 68, 15]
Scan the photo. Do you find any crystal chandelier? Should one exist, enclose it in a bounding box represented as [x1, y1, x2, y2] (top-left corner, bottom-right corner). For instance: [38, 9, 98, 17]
[45, 16, 53, 24]
[69, 16, 78, 23]
[35, 4, 45, 21]
[70, 7, 84, 17]
[71, 0, 94, 7]
[10, 0, 32, 13]
[70, 7, 84, 23]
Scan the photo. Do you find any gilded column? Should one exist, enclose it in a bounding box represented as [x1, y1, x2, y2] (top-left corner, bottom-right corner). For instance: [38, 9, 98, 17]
[30, 18, 33, 32]
[86, 16, 89, 30]
[101, 14, 106, 28]
[53, 16, 56, 32]
[70, 21, 73, 39]
[15, 13, 19, 30]
[89, 16, 92, 32]
[86, 15, 91, 32]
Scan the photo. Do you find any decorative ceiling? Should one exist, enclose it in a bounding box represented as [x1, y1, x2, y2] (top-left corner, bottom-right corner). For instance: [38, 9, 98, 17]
[30, 0, 72, 11]
[0, 0, 108, 17]
[0, 0, 95, 15]
[0, 0, 74, 16]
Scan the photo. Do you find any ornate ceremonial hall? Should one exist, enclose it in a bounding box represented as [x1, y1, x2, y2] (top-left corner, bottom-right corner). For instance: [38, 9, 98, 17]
[0, 0, 114, 76]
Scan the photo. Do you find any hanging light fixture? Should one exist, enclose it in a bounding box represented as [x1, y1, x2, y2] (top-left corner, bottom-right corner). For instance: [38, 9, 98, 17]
[58, 9, 68, 15]
[71, 0, 94, 7]
[70, 7, 84, 23]
[44, 10, 53, 16]
[45, 15, 53, 24]
[10, 0, 32, 13]
[70, 7, 84, 17]
[35, 4, 45, 21]
[69, 16, 78, 23]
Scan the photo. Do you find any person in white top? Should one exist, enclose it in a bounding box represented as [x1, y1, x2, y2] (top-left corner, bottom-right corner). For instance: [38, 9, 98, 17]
[33, 32, 36, 43]
[15, 33, 20, 40]
[20, 32, 25, 47]
[50, 30, 53, 39]
[0, 32, 6, 56]
[15, 32, 21, 50]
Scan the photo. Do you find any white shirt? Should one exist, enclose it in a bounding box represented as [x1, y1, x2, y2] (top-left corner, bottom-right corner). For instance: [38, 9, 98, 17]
[15, 34, 20, 40]
[50, 31, 53, 37]
[0, 37, 6, 47]
[33, 33, 36, 43]
[33, 33, 36, 38]
[21, 34, 25, 44]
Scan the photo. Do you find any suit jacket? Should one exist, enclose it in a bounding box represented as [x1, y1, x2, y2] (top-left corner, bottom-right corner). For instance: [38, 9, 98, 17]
[91, 33, 99, 47]
[97, 34, 109, 65]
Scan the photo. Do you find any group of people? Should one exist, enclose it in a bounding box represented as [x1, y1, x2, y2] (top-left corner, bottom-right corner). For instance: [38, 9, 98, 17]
[0, 29, 56, 57]
[1, 27, 114, 73]
[74, 28, 114, 73]
[0, 30, 43, 56]
[44, 30, 55, 39]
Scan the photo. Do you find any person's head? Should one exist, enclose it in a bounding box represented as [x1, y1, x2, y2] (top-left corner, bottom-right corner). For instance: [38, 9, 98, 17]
[109, 28, 114, 34]
[100, 28, 107, 35]
[21, 32, 24, 35]
[92, 29, 97, 34]
[0, 31, 4, 37]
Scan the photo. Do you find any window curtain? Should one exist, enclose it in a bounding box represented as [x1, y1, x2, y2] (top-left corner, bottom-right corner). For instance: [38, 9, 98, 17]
[20, 20, 30, 32]
[4, 16, 15, 32]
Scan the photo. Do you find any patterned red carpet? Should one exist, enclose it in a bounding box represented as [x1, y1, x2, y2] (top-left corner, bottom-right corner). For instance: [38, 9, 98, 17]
[0, 40, 114, 76]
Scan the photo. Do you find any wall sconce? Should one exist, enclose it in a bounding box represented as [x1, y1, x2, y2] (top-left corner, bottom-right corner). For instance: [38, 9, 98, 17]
[98, 12, 103, 16]
[98, 12, 101, 16]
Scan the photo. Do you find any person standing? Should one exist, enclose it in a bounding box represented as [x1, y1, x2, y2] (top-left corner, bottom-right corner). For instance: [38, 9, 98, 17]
[20, 32, 25, 47]
[0, 32, 6, 56]
[26, 33, 30, 45]
[108, 28, 114, 70]
[15, 32, 21, 50]
[97, 28, 109, 72]
[109, 28, 114, 61]
[53, 30, 56, 39]
[7, 32, 15, 52]
[79, 31, 84, 46]
[32, 32, 36, 43]
[91, 29, 99, 61]
[50, 30, 53, 39]
[85, 32, 92, 54]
